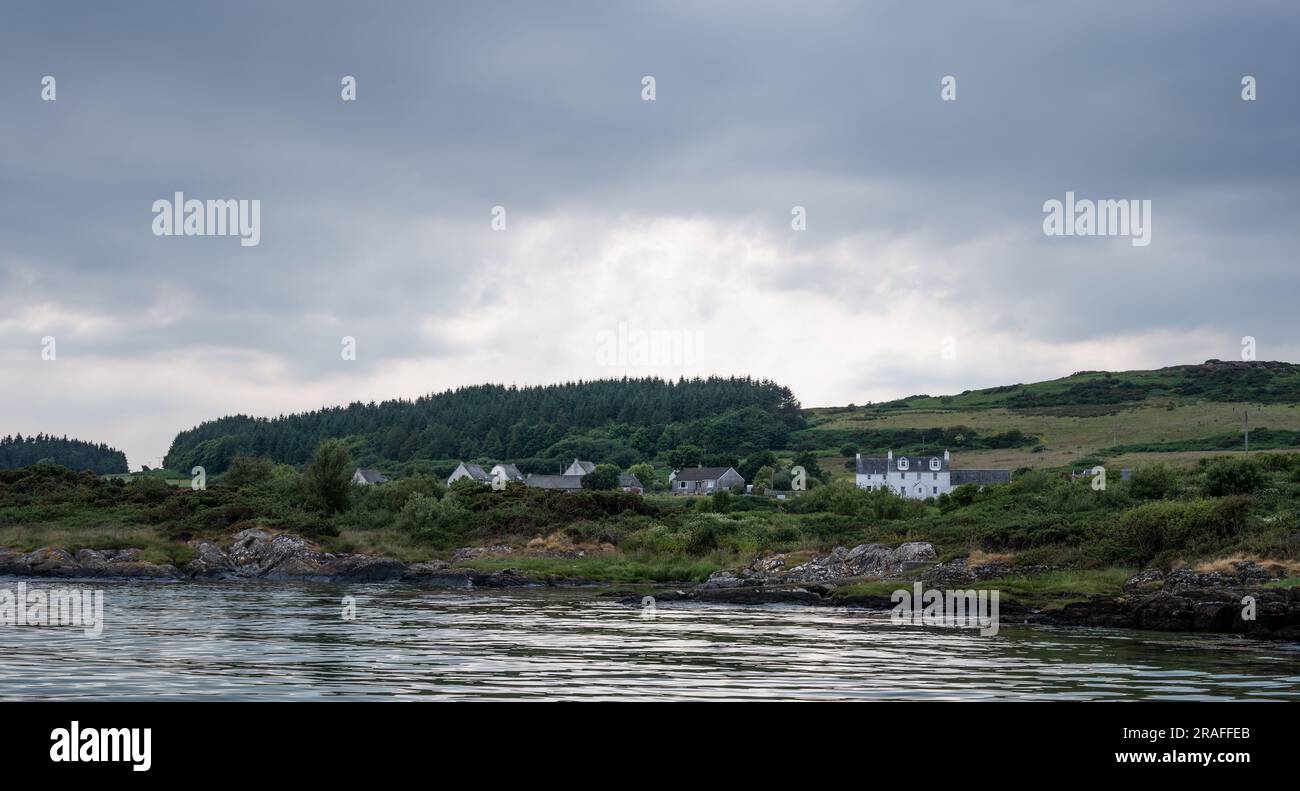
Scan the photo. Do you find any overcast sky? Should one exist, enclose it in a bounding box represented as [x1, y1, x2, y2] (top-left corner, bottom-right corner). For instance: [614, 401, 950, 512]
[2, 1, 1298, 468]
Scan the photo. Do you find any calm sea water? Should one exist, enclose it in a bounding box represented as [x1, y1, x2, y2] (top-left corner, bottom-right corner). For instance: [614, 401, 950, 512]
[2, 578, 1298, 701]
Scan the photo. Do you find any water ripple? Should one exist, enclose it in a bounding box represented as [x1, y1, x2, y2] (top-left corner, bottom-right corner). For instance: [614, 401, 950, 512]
[2, 579, 1298, 700]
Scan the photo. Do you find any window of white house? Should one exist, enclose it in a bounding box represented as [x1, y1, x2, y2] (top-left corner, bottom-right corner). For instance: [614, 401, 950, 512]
[679, 481, 686, 489]
[933, 473, 937, 480]
[932, 486, 938, 494]
[707, 481, 714, 489]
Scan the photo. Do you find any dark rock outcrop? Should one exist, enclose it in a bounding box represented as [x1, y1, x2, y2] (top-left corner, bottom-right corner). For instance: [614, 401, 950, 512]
[0, 546, 180, 579]
[923, 557, 1057, 586]
[624, 584, 832, 606]
[1032, 585, 1300, 639]
[0, 529, 547, 587]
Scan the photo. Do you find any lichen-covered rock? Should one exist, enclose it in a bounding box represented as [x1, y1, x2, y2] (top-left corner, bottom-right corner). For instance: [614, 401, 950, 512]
[926, 557, 1055, 586]
[0, 545, 179, 578]
[1123, 567, 1165, 593]
[186, 540, 234, 577]
[706, 541, 939, 586]
[219, 528, 407, 582]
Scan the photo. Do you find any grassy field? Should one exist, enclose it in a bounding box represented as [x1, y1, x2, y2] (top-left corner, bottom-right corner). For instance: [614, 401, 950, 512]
[803, 398, 1300, 471]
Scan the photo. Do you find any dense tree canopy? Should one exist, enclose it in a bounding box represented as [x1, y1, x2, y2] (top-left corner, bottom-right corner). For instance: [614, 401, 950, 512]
[0, 434, 128, 474]
[163, 377, 803, 474]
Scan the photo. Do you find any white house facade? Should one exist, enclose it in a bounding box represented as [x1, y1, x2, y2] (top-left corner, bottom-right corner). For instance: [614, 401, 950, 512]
[447, 462, 491, 486]
[855, 450, 1009, 499]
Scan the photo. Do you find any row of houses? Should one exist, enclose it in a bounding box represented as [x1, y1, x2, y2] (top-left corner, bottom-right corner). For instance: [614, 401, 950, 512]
[356, 449, 1010, 502]
[445, 458, 753, 495]
[447, 458, 646, 493]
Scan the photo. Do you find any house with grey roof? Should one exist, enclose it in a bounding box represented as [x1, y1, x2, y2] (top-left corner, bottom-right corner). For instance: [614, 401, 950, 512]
[447, 462, 491, 486]
[525, 473, 585, 491]
[491, 463, 526, 483]
[563, 458, 596, 476]
[618, 473, 643, 493]
[351, 468, 389, 485]
[855, 449, 1009, 499]
[668, 466, 745, 495]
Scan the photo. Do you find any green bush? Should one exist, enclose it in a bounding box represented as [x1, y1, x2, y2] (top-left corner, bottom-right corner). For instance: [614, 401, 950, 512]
[223, 455, 276, 489]
[128, 476, 174, 504]
[394, 493, 468, 546]
[1202, 458, 1263, 497]
[1126, 464, 1178, 500]
[1117, 497, 1251, 561]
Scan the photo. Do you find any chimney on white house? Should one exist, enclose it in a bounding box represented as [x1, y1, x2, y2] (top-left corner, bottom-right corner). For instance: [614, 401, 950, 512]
[887, 449, 893, 462]
[944, 449, 950, 462]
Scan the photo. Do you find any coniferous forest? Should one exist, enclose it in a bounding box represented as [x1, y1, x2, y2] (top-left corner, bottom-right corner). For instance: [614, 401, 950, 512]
[163, 377, 804, 475]
[0, 433, 129, 474]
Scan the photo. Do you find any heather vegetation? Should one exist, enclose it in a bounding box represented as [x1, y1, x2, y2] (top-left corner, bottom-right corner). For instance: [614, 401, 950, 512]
[3, 448, 1298, 583]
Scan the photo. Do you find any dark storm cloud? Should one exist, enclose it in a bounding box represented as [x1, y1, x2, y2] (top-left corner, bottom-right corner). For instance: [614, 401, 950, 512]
[1, 0, 1297, 464]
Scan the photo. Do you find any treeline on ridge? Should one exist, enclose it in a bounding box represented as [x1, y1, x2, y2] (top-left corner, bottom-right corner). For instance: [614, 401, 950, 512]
[0, 433, 128, 475]
[163, 377, 804, 475]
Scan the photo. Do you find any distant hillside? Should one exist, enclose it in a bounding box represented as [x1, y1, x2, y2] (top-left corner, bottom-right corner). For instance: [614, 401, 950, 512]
[802, 361, 1300, 477]
[0, 434, 129, 474]
[164, 377, 803, 475]
[881, 360, 1300, 410]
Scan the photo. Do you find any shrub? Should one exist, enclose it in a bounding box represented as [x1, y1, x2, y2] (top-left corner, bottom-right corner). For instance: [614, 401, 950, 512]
[395, 493, 468, 546]
[1116, 498, 1250, 561]
[302, 440, 352, 513]
[128, 476, 173, 504]
[223, 455, 276, 489]
[1126, 464, 1178, 500]
[581, 464, 621, 490]
[1202, 458, 1263, 497]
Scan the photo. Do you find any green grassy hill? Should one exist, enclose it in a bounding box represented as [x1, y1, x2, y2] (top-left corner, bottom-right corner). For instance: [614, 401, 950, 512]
[801, 361, 1300, 480]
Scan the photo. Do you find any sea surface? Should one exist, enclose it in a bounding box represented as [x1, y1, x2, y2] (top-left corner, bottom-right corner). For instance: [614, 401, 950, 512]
[2, 578, 1298, 701]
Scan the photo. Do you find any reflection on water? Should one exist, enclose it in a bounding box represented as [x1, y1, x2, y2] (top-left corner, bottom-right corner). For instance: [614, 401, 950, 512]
[2, 578, 1298, 701]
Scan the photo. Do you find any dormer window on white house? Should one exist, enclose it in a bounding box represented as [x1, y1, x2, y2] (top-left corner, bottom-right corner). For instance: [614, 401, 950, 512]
[897, 457, 909, 471]
[930, 457, 941, 471]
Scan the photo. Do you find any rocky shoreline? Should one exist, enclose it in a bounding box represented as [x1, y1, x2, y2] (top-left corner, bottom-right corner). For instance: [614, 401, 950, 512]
[4, 531, 1299, 639]
[629, 578, 1300, 640]
[0, 528, 536, 588]
[624, 543, 1300, 640]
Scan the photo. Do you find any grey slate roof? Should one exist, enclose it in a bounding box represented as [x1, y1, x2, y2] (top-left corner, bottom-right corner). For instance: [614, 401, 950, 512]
[459, 463, 490, 481]
[618, 473, 643, 489]
[855, 455, 949, 474]
[525, 474, 584, 490]
[354, 468, 389, 484]
[567, 459, 597, 475]
[492, 463, 525, 481]
[672, 466, 737, 482]
[950, 469, 1011, 486]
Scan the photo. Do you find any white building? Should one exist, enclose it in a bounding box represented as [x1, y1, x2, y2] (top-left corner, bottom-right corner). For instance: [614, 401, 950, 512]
[855, 450, 1009, 499]
[447, 462, 490, 485]
[563, 458, 596, 476]
[352, 468, 389, 485]
[491, 463, 525, 483]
